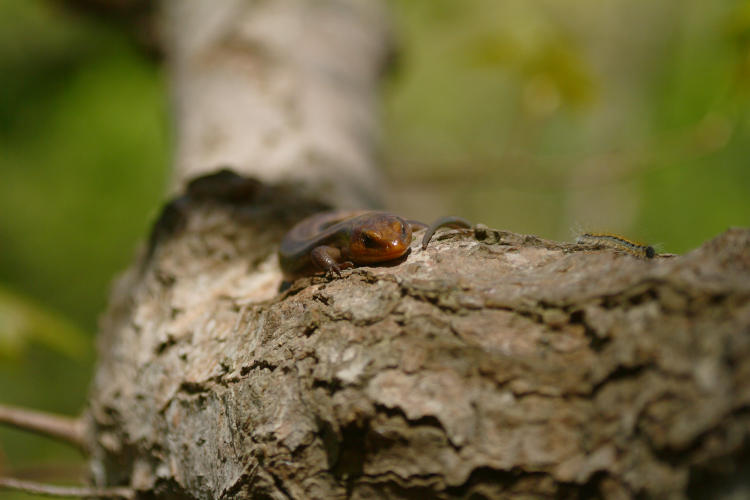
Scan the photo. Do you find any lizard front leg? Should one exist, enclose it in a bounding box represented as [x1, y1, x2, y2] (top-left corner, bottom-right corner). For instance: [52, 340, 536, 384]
[310, 245, 353, 277]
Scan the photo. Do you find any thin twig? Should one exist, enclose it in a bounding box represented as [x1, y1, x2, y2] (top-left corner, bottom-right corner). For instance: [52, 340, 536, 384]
[0, 477, 134, 499]
[0, 403, 85, 451]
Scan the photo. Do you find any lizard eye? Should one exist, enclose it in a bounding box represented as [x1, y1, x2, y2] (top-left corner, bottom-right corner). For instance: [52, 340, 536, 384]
[360, 232, 378, 249]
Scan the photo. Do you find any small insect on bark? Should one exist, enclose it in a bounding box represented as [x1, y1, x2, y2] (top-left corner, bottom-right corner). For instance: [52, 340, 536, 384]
[576, 232, 656, 259]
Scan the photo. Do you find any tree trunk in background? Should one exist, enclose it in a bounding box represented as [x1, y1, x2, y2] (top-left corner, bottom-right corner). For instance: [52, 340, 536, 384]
[162, 0, 388, 208]
[83, 1, 750, 499]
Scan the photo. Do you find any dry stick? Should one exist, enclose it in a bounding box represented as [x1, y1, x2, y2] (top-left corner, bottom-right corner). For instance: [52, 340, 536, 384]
[0, 404, 85, 451]
[0, 477, 134, 499]
[0, 406, 133, 497]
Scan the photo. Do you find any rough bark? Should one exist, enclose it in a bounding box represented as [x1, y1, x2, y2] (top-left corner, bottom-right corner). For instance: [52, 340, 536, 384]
[86, 191, 750, 498]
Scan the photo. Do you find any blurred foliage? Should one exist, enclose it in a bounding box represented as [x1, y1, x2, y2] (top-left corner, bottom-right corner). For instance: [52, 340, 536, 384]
[0, 0, 166, 496]
[0, 0, 749, 496]
[384, 0, 750, 250]
[0, 285, 88, 360]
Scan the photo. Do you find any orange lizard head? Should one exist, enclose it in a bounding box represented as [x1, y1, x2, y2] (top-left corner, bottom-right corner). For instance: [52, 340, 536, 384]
[348, 213, 412, 264]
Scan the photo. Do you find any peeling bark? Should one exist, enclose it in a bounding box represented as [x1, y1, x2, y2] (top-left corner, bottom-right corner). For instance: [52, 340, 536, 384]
[86, 193, 750, 498]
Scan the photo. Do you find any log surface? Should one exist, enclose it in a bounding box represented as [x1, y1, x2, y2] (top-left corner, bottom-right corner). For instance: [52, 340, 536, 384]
[86, 199, 750, 499]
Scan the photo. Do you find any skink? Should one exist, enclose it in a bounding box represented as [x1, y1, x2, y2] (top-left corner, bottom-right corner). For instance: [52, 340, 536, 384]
[279, 211, 472, 278]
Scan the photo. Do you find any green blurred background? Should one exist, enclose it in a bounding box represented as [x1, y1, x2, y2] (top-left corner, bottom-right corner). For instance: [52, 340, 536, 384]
[1, 0, 748, 496]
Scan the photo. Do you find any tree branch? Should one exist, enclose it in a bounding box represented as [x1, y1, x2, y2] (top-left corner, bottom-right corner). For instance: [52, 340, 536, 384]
[73, 0, 750, 498]
[0, 404, 85, 452]
[86, 196, 750, 498]
[161, 0, 391, 208]
[0, 477, 133, 499]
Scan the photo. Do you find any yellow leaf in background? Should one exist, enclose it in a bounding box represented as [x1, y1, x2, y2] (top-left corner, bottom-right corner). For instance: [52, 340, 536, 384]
[0, 284, 89, 360]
